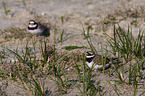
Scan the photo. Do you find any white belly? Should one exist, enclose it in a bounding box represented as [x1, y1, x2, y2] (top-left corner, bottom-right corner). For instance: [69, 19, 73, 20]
[28, 29, 43, 35]
[86, 61, 110, 71]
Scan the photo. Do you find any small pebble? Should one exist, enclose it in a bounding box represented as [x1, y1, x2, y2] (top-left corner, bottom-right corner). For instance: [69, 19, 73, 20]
[41, 12, 46, 16]
[11, 59, 18, 62]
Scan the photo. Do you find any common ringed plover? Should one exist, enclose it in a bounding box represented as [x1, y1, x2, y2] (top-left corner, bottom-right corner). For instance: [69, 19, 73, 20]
[28, 20, 47, 36]
[85, 51, 111, 71]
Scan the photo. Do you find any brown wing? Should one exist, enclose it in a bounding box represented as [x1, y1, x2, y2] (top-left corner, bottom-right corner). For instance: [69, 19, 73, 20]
[38, 23, 47, 30]
[38, 23, 50, 36]
[93, 54, 110, 65]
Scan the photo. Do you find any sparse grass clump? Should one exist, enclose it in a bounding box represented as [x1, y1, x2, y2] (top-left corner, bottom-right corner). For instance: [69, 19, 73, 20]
[0, 14, 145, 96]
[75, 54, 98, 96]
[0, 24, 83, 95]
[62, 46, 87, 50]
[2, 2, 10, 15]
[107, 25, 145, 95]
[107, 25, 144, 61]
[1, 27, 31, 41]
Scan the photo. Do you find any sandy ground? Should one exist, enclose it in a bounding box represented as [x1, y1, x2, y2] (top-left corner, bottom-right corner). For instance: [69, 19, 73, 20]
[0, 0, 145, 95]
[0, 0, 145, 51]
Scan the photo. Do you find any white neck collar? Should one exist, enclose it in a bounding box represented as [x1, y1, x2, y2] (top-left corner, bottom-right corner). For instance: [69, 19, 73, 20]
[86, 55, 95, 58]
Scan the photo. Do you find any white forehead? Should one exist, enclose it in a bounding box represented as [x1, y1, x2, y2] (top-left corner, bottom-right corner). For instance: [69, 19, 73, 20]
[30, 21, 35, 23]
[86, 55, 95, 58]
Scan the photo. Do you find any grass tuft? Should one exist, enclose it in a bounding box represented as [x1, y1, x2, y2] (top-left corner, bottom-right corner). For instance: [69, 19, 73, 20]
[2, 27, 31, 40]
[2, 2, 10, 15]
[62, 46, 87, 50]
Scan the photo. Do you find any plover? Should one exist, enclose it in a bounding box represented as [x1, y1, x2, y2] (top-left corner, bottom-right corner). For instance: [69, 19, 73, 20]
[85, 51, 111, 71]
[28, 20, 47, 36]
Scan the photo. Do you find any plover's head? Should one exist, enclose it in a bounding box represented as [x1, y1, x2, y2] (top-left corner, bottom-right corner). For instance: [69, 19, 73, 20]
[29, 20, 37, 25]
[85, 51, 95, 58]
[85, 51, 95, 63]
[28, 20, 38, 29]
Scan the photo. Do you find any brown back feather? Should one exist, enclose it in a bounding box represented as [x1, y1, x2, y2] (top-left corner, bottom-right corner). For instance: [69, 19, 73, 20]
[92, 54, 110, 65]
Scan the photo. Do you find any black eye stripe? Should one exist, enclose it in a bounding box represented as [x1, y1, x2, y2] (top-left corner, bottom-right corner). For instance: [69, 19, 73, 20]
[86, 52, 94, 55]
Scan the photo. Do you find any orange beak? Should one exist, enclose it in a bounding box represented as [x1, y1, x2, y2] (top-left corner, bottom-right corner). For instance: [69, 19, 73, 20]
[30, 23, 33, 25]
[85, 54, 86, 57]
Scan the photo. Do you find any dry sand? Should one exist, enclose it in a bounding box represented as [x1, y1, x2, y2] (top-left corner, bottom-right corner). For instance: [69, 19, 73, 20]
[0, 0, 145, 95]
